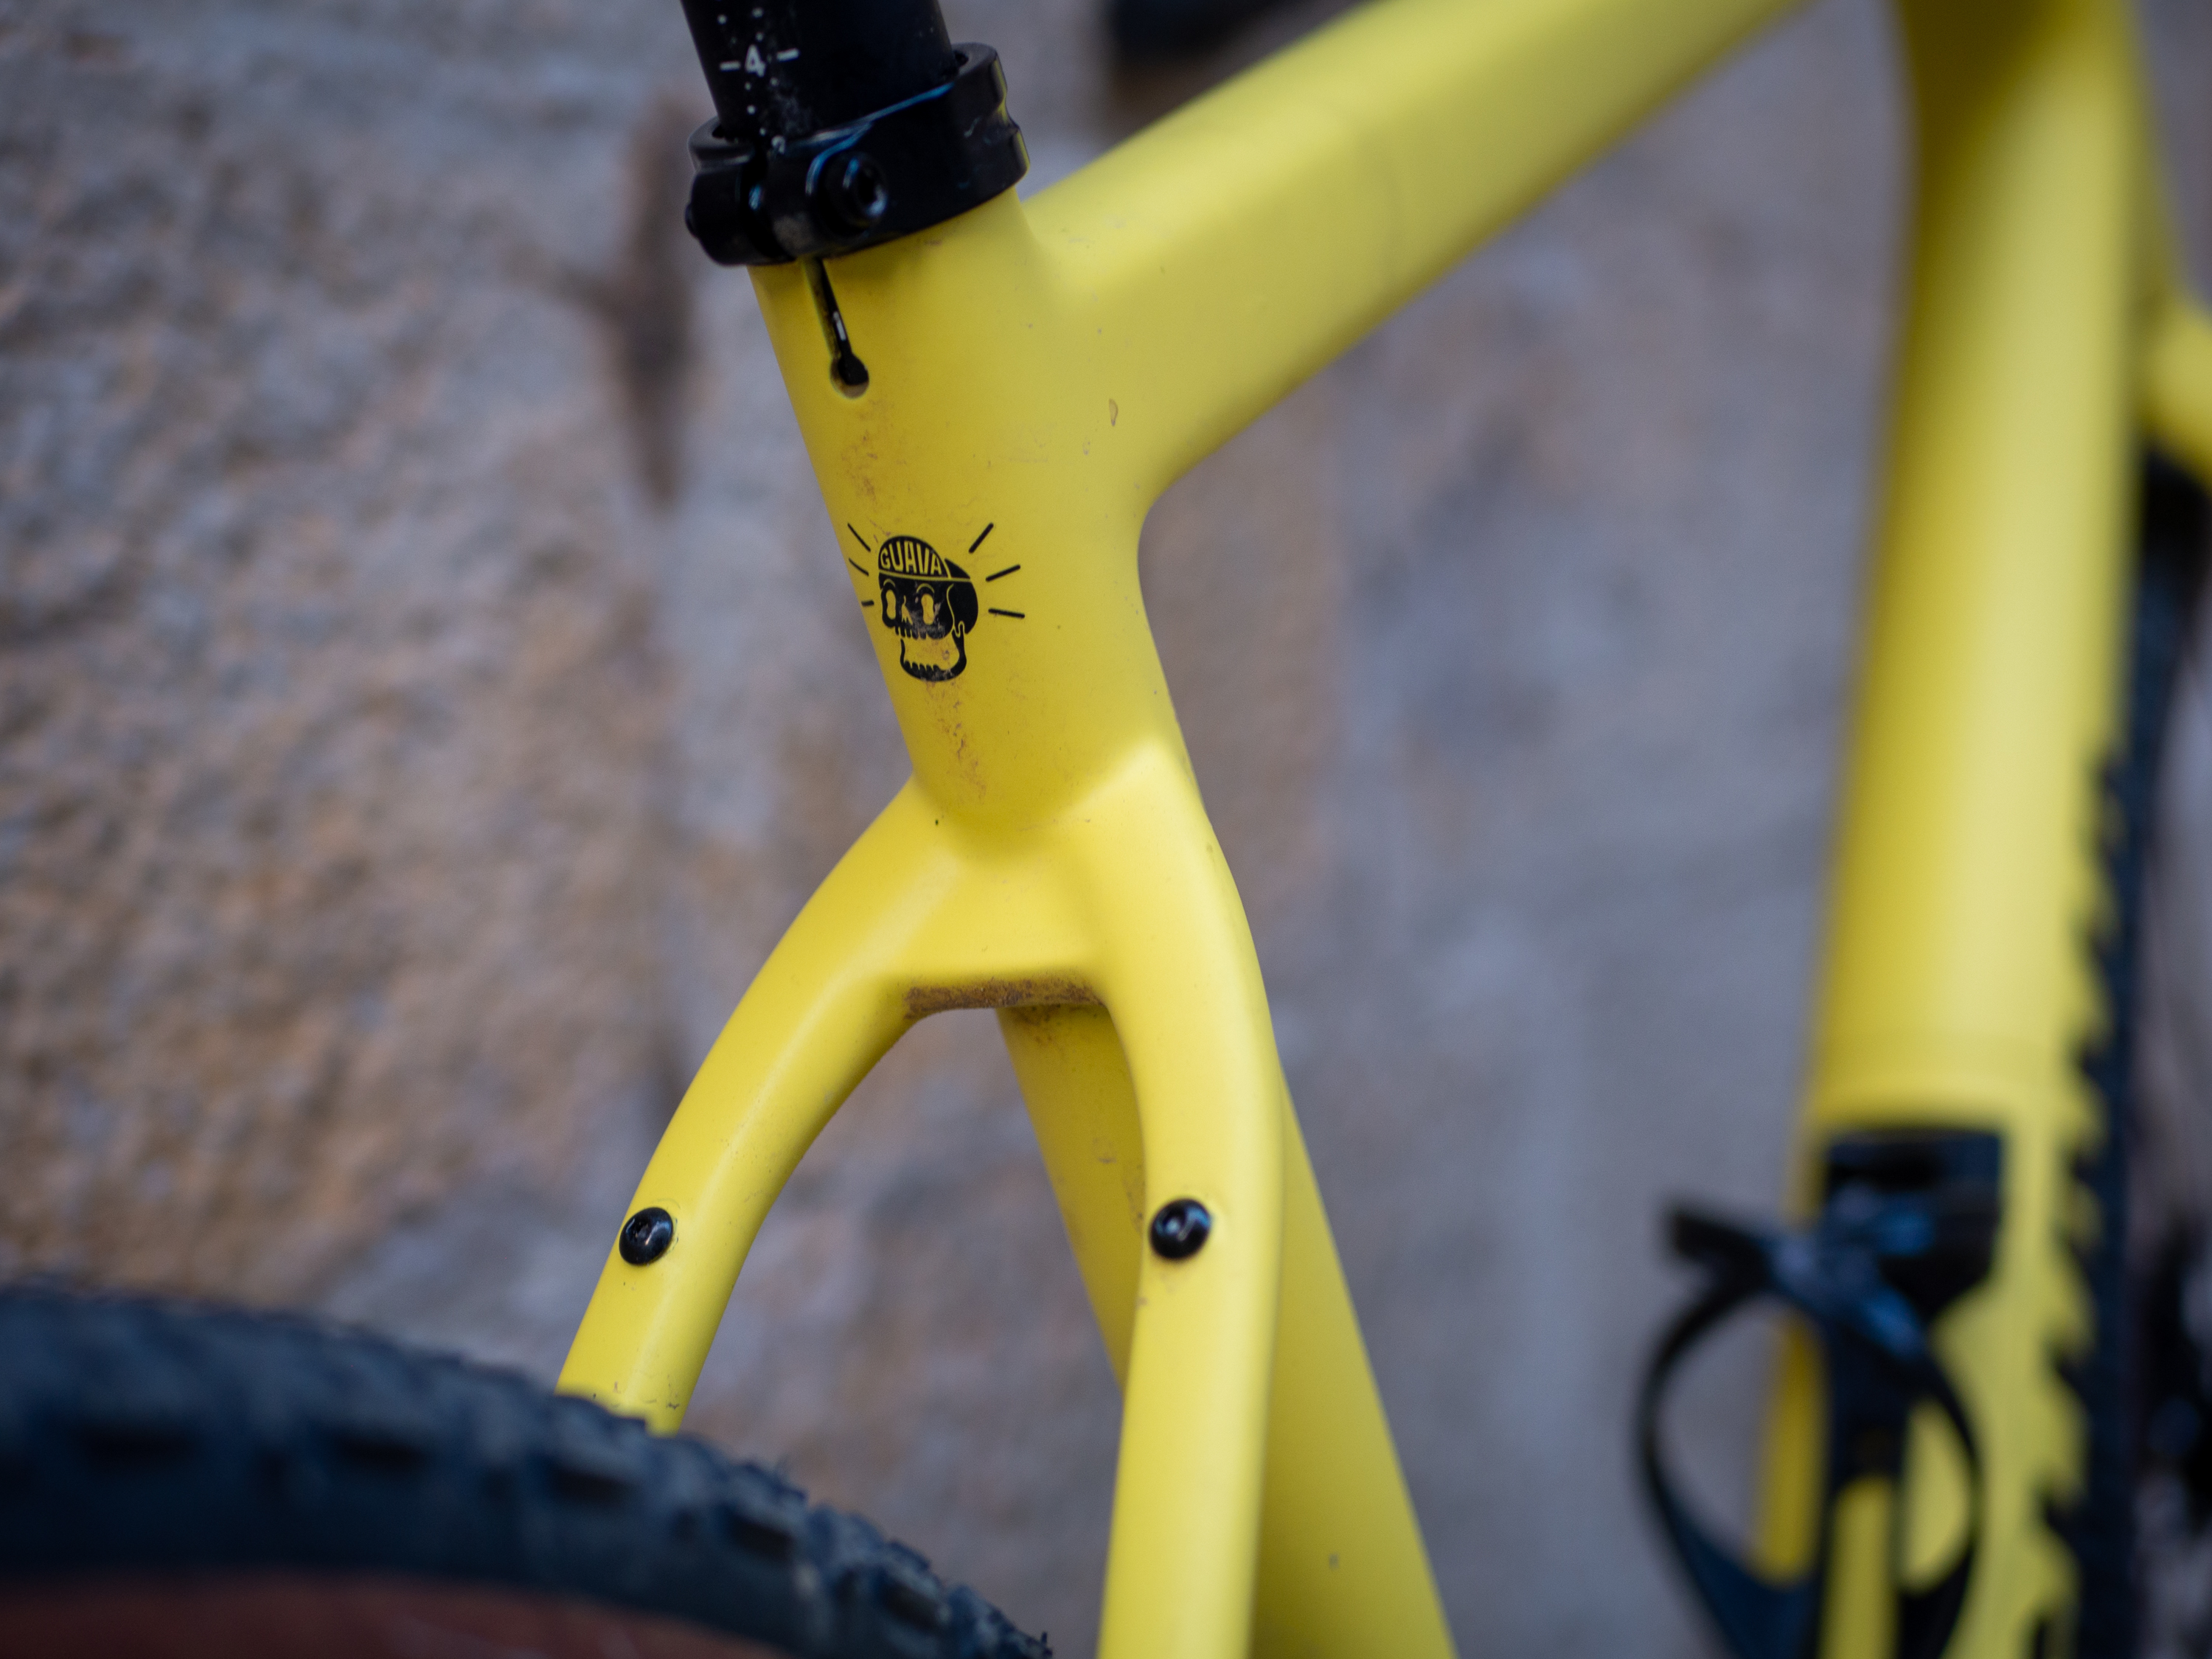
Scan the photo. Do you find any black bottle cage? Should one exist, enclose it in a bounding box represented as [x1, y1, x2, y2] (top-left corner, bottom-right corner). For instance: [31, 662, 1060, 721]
[1638, 1138, 2000, 1659]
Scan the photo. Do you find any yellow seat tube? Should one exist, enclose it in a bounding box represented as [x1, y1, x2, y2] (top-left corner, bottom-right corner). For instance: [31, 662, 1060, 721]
[1820, 1481, 1902, 1659]
[2143, 301, 2212, 489]
[1249, 1107, 1453, 1659]
[1759, 0, 2145, 1652]
[1002, 1006, 1453, 1658]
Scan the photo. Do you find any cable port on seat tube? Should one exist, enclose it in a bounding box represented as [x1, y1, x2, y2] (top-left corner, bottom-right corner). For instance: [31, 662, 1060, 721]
[804, 259, 870, 397]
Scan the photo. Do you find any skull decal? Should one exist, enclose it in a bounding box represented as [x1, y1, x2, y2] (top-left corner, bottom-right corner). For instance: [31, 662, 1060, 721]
[877, 534, 982, 682]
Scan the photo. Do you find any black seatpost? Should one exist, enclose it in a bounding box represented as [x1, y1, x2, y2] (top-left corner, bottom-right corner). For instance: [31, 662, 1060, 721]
[678, 0, 957, 153]
[673, 0, 1026, 269]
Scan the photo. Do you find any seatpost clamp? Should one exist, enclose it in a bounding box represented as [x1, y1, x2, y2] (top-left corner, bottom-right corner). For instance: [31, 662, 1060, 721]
[676, 0, 1027, 266]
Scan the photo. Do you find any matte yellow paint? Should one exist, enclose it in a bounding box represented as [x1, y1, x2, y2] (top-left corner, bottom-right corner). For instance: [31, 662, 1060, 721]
[1753, 0, 2190, 1652]
[1899, 1405, 1975, 1590]
[1000, 1005, 1148, 1382]
[545, 0, 2211, 1650]
[1820, 1481, 1900, 1659]
[2144, 301, 2212, 486]
[1001, 1005, 1453, 1658]
[557, 0, 1809, 1652]
[1754, 1326, 1825, 1579]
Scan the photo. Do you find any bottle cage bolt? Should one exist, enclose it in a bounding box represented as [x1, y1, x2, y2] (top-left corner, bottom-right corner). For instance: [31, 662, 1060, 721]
[1150, 1198, 1212, 1260]
[619, 1207, 676, 1266]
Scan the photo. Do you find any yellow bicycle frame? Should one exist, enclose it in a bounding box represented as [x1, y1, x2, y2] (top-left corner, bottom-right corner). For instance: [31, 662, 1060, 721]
[1761, 1, 2212, 1657]
[557, 0, 2212, 1653]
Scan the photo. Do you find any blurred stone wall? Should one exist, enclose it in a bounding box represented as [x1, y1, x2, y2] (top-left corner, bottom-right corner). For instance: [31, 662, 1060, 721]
[4, 0, 2210, 1652]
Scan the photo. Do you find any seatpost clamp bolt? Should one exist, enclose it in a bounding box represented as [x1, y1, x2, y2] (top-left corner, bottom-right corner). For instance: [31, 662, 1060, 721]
[619, 1206, 676, 1266]
[822, 153, 891, 231]
[1149, 1198, 1212, 1260]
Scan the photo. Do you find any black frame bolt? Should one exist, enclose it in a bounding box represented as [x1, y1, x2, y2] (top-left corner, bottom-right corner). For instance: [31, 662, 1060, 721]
[822, 152, 891, 230]
[619, 1206, 676, 1266]
[1149, 1197, 1211, 1260]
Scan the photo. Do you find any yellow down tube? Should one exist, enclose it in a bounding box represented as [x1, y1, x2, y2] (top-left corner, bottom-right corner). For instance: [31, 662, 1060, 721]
[558, 0, 1807, 1652]
[1757, 0, 2166, 1652]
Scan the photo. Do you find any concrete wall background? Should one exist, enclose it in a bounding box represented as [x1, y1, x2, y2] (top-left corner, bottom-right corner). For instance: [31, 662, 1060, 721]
[4, 0, 2211, 1652]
